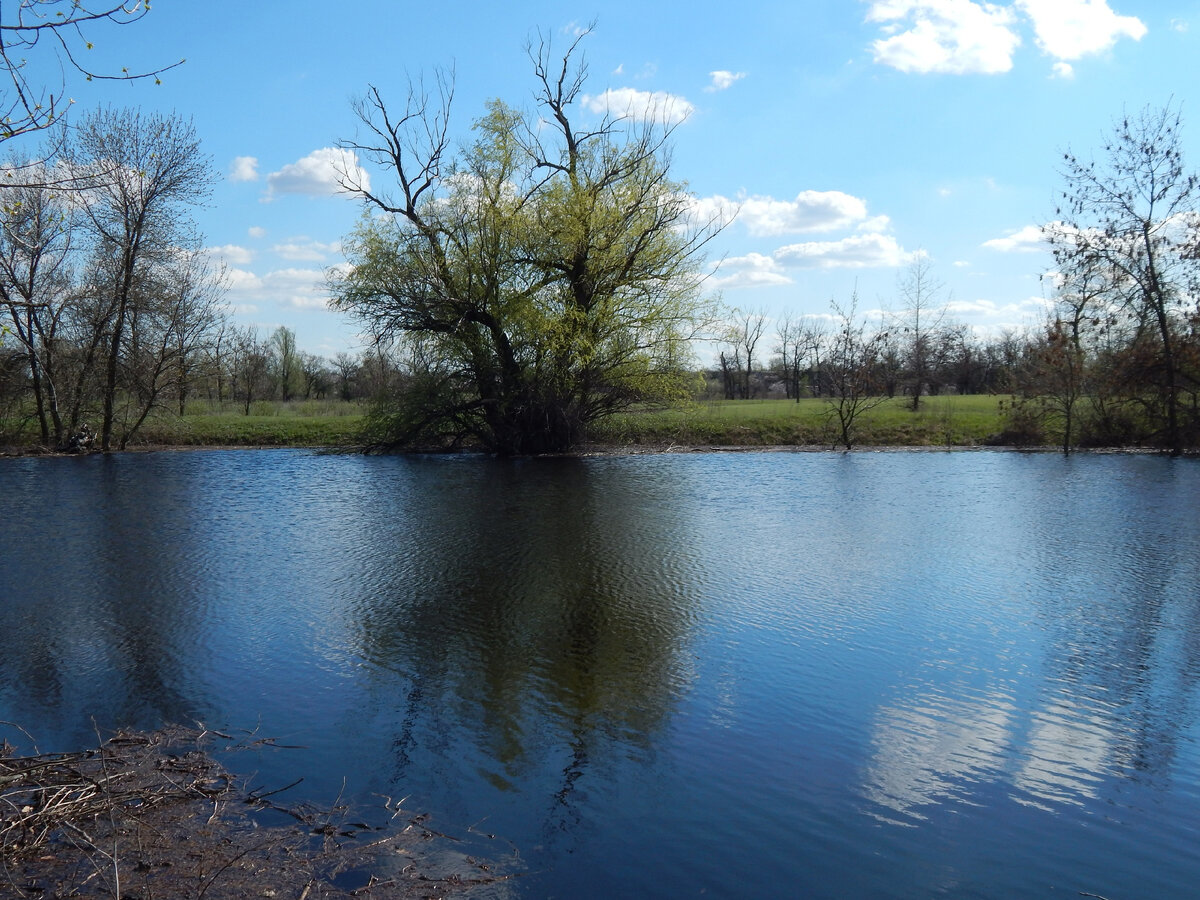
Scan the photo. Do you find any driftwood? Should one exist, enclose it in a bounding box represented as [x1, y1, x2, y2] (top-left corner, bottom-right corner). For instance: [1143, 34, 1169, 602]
[0, 723, 517, 899]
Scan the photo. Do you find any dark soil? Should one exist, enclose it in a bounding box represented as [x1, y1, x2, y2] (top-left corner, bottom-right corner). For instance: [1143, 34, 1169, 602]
[0, 725, 518, 899]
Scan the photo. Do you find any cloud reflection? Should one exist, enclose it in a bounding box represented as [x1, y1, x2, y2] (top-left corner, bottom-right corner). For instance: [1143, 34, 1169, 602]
[862, 686, 1013, 824]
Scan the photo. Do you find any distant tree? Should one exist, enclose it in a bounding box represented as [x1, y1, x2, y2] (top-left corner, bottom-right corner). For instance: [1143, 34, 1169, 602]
[299, 351, 331, 400]
[229, 325, 270, 415]
[893, 253, 948, 410]
[1046, 103, 1200, 455]
[824, 294, 889, 450]
[270, 325, 298, 401]
[331, 30, 719, 453]
[774, 312, 828, 400]
[331, 351, 359, 401]
[774, 313, 802, 400]
[720, 307, 767, 399]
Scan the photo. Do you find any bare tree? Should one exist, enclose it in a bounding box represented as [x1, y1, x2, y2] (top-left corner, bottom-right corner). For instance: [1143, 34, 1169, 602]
[160, 252, 226, 418]
[728, 307, 767, 399]
[332, 351, 359, 401]
[229, 325, 270, 415]
[65, 107, 215, 449]
[824, 294, 889, 450]
[0, 159, 75, 443]
[299, 351, 330, 400]
[1046, 103, 1200, 456]
[894, 253, 948, 410]
[775, 312, 828, 401]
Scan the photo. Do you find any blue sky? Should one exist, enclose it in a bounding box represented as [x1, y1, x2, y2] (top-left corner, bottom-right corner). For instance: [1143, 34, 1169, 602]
[56, 0, 1200, 357]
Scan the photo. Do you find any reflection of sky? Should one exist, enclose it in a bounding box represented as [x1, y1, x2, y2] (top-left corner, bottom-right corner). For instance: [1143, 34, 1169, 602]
[863, 679, 1133, 821]
[862, 686, 1014, 824]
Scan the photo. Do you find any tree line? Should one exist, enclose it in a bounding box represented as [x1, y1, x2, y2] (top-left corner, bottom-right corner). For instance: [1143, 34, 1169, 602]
[0, 106, 396, 449]
[712, 107, 1200, 455]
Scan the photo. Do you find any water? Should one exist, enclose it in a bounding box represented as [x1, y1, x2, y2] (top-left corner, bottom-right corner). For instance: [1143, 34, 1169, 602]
[2, 448, 1200, 898]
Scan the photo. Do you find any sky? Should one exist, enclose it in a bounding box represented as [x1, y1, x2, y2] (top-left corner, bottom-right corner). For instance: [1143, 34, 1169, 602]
[39, 0, 1200, 359]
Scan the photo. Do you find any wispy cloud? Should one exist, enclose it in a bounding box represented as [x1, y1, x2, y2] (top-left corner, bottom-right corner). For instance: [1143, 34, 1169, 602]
[982, 223, 1047, 252]
[710, 253, 793, 290]
[271, 239, 341, 263]
[229, 156, 259, 182]
[774, 233, 911, 269]
[225, 266, 332, 310]
[580, 88, 694, 125]
[208, 244, 255, 266]
[706, 70, 747, 92]
[1016, 0, 1146, 61]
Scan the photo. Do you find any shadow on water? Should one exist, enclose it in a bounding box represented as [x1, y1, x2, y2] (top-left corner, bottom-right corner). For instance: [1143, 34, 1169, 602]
[339, 456, 706, 844]
[2, 454, 214, 740]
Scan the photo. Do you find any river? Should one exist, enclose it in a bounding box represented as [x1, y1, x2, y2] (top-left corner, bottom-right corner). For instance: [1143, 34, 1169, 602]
[2, 448, 1199, 898]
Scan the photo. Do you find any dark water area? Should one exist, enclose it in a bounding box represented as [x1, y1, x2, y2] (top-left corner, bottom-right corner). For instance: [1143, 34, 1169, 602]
[2, 448, 1200, 898]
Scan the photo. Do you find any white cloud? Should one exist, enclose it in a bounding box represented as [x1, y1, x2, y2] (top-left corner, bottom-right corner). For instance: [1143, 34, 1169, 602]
[982, 223, 1047, 252]
[1015, 0, 1146, 61]
[775, 233, 911, 268]
[580, 88, 694, 125]
[1171, 19, 1189, 33]
[226, 268, 262, 292]
[248, 226, 267, 239]
[264, 148, 369, 200]
[208, 244, 255, 266]
[271, 239, 341, 262]
[866, 0, 1021, 74]
[709, 253, 793, 290]
[229, 156, 259, 182]
[700, 190, 875, 236]
[946, 295, 1051, 324]
[225, 266, 332, 311]
[1052, 61, 1075, 78]
[706, 70, 746, 92]
[858, 214, 892, 233]
[268, 268, 335, 308]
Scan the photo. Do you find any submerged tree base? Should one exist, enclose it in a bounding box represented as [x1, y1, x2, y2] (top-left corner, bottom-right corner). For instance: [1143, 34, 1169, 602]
[0, 724, 517, 899]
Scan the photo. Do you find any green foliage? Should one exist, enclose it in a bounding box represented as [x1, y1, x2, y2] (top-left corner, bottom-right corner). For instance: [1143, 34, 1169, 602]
[331, 34, 717, 455]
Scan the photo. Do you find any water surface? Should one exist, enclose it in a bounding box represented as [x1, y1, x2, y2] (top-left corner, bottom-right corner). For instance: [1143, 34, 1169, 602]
[2, 449, 1199, 898]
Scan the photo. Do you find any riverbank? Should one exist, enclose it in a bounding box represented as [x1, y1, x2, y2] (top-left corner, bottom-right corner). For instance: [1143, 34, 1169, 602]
[3, 395, 1193, 456]
[1, 395, 1009, 454]
[0, 725, 515, 899]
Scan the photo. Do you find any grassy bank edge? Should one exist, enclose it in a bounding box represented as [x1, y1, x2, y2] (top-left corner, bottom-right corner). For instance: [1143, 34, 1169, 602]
[1, 396, 1190, 455]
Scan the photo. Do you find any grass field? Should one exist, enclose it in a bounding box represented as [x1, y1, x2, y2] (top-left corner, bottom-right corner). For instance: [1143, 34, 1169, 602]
[132, 399, 367, 447]
[4, 395, 1010, 452]
[590, 395, 1007, 449]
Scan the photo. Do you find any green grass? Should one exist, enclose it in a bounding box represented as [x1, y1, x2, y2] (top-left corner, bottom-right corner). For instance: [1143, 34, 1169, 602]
[3, 395, 1008, 452]
[128, 400, 367, 447]
[589, 395, 1006, 448]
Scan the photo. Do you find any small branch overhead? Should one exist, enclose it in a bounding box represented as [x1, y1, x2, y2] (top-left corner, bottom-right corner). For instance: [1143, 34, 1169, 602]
[0, 1, 184, 142]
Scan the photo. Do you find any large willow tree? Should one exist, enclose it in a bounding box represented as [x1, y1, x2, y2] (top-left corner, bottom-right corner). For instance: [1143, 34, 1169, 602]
[330, 32, 719, 454]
